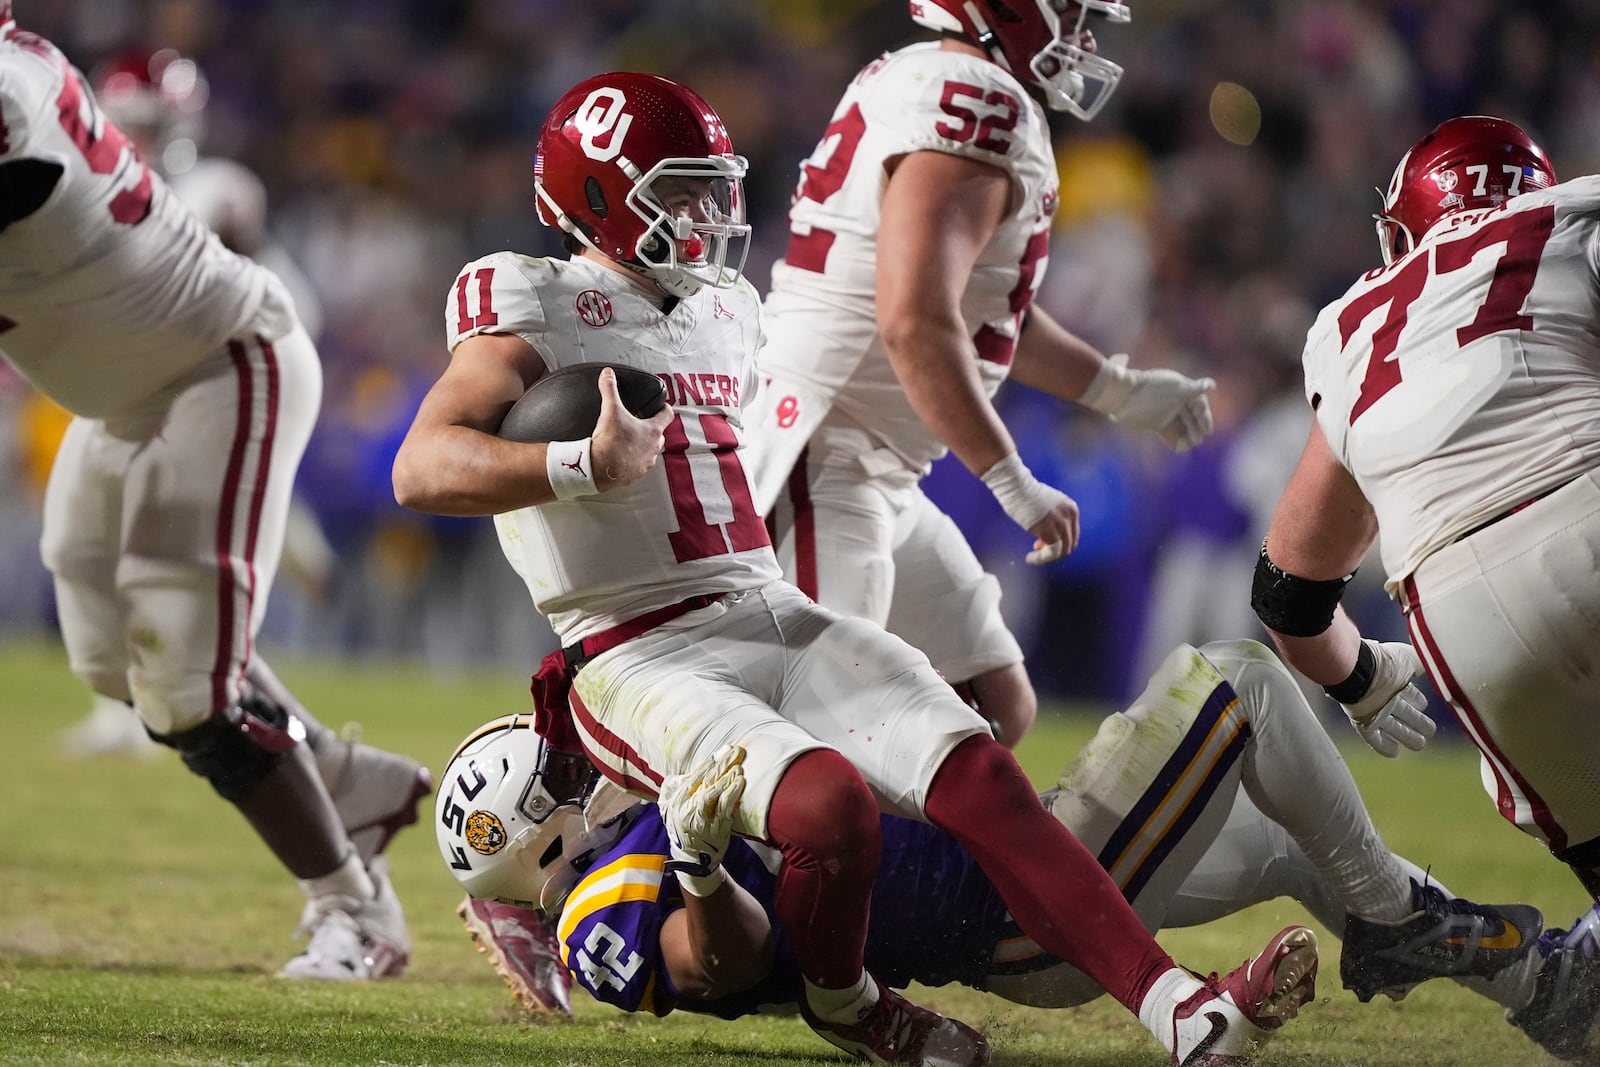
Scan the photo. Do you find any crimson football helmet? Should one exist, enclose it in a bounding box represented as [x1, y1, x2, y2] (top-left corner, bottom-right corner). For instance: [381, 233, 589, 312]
[909, 0, 1130, 120]
[535, 72, 750, 299]
[436, 715, 633, 915]
[93, 49, 209, 174]
[1375, 115, 1557, 265]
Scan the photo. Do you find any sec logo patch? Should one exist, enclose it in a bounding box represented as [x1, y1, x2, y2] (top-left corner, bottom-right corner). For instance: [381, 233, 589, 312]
[576, 289, 614, 328]
[465, 810, 508, 854]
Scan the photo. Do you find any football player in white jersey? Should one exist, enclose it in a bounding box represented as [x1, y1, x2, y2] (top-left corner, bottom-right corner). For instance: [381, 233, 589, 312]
[0, 7, 426, 979]
[1253, 115, 1600, 1062]
[394, 71, 1318, 1066]
[439, 639, 1550, 1042]
[743, 0, 1215, 747]
[58, 46, 337, 760]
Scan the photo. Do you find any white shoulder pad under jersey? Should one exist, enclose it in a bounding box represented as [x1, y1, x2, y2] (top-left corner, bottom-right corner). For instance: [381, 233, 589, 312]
[0, 30, 268, 419]
[1303, 174, 1600, 591]
[759, 43, 1059, 473]
[448, 253, 780, 644]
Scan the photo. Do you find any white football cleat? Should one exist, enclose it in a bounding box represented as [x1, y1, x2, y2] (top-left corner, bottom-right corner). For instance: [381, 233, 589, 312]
[58, 695, 161, 760]
[279, 856, 410, 980]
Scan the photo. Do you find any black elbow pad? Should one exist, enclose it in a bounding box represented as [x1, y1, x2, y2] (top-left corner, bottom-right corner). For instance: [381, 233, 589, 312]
[1250, 541, 1353, 637]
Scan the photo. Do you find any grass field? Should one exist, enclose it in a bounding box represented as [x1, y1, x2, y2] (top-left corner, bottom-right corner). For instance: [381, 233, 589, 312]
[0, 639, 1589, 1066]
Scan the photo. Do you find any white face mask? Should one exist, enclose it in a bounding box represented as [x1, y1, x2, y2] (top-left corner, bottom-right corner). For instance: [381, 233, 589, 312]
[628, 159, 752, 298]
[1032, 0, 1130, 120]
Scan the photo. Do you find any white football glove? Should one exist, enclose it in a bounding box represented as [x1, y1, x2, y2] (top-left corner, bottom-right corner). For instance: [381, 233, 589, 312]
[658, 744, 746, 897]
[1338, 640, 1437, 758]
[1079, 353, 1217, 453]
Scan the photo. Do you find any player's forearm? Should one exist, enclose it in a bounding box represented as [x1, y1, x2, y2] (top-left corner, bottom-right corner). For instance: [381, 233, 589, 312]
[392, 426, 558, 515]
[669, 881, 775, 1001]
[1266, 609, 1366, 688]
[1008, 306, 1105, 402]
[880, 314, 1018, 475]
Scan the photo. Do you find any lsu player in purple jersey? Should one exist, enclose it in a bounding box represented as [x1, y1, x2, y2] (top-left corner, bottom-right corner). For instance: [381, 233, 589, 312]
[396, 71, 1321, 1066]
[0, 5, 426, 978]
[1253, 116, 1600, 1062]
[437, 639, 1555, 1057]
[743, 0, 1214, 747]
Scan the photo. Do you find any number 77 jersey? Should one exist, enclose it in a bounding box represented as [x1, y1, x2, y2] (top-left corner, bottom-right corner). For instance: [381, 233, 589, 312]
[1301, 175, 1600, 591]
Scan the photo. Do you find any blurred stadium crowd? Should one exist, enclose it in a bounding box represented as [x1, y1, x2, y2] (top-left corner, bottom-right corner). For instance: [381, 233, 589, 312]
[2, 0, 1597, 703]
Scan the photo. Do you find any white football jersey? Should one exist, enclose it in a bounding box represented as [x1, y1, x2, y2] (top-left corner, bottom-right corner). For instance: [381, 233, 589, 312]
[0, 31, 275, 418]
[1303, 175, 1600, 590]
[445, 252, 782, 643]
[758, 43, 1058, 472]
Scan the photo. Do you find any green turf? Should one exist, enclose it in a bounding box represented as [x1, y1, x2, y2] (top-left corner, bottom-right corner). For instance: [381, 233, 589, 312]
[0, 639, 1588, 1065]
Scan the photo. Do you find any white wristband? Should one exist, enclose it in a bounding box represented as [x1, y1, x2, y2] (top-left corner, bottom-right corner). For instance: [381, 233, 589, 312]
[979, 452, 1053, 530]
[1078, 353, 1137, 416]
[545, 437, 597, 501]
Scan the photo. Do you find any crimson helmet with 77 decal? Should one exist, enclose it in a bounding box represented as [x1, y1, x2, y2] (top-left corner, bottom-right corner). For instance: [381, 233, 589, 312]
[1374, 115, 1557, 266]
[909, 0, 1130, 120]
[435, 714, 634, 916]
[534, 71, 751, 300]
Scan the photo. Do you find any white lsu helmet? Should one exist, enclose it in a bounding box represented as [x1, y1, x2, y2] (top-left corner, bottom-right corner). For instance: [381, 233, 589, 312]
[435, 715, 629, 916]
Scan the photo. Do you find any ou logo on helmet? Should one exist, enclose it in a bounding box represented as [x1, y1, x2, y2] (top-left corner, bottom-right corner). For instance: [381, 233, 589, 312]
[574, 87, 633, 163]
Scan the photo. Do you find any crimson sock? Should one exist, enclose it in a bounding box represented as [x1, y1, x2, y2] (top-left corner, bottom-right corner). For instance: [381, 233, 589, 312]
[924, 734, 1174, 1011]
[766, 748, 881, 990]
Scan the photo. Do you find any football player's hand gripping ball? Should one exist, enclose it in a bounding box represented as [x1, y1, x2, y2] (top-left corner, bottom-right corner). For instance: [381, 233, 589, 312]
[592, 367, 675, 490]
[660, 744, 746, 897]
[1341, 640, 1436, 758]
[1080, 353, 1217, 453]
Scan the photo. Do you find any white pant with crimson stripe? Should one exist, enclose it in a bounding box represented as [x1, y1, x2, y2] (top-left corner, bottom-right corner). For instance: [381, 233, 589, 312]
[40, 322, 320, 735]
[1400, 465, 1600, 853]
[765, 420, 1023, 684]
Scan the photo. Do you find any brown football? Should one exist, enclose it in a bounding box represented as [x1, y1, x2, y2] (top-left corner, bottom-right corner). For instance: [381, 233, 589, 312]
[497, 362, 668, 443]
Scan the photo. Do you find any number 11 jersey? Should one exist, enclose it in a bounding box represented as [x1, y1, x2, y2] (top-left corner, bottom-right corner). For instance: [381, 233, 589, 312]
[445, 252, 781, 645]
[1302, 176, 1600, 590]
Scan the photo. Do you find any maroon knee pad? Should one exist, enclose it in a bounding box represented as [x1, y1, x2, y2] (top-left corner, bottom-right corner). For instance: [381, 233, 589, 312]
[766, 748, 881, 989]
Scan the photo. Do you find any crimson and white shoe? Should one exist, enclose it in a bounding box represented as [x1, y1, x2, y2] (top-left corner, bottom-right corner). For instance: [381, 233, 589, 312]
[311, 730, 432, 864]
[1170, 925, 1320, 1066]
[458, 896, 572, 1016]
[801, 982, 990, 1066]
[279, 857, 410, 980]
